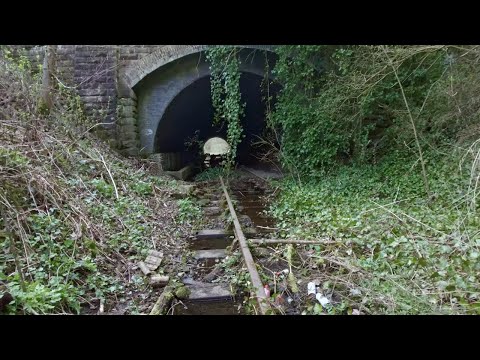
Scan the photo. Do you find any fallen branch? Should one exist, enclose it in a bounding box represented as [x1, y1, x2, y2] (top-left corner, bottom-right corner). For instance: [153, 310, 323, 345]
[150, 284, 176, 315]
[97, 151, 119, 200]
[285, 245, 299, 293]
[250, 238, 334, 245]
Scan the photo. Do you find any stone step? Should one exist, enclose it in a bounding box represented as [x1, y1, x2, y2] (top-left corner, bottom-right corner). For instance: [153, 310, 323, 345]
[203, 206, 222, 216]
[194, 249, 226, 260]
[188, 237, 233, 250]
[196, 229, 233, 239]
[182, 279, 232, 301]
[208, 200, 222, 207]
[174, 300, 240, 315]
[203, 193, 222, 201]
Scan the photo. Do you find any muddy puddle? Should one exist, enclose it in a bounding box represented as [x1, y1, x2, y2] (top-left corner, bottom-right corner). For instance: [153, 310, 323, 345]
[232, 190, 276, 233]
[189, 236, 233, 250]
[174, 299, 244, 315]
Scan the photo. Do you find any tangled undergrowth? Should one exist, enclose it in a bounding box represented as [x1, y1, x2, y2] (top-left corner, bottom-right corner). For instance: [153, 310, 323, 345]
[197, 45, 480, 315]
[260, 45, 480, 315]
[268, 149, 480, 314]
[0, 50, 191, 314]
[3, 45, 480, 316]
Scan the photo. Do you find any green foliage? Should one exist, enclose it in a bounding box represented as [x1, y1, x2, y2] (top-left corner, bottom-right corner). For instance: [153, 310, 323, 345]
[2, 209, 83, 314]
[206, 46, 245, 167]
[270, 45, 452, 175]
[266, 46, 480, 314]
[7, 279, 82, 314]
[56, 85, 91, 130]
[0, 148, 30, 168]
[1, 160, 167, 314]
[0, 51, 183, 314]
[90, 178, 115, 198]
[130, 180, 153, 196]
[3, 45, 480, 316]
[176, 198, 201, 224]
[1, 47, 37, 74]
[270, 149, 480, 314]
[194, 167, 230, 182]
[184, 130, 205, 161]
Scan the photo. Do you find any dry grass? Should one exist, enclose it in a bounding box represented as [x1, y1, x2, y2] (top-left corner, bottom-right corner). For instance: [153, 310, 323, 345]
[0, 52, 191, 314]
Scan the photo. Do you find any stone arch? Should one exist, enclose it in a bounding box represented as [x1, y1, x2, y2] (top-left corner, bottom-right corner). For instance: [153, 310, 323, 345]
[121, 45, 274, 90]
[122, 46, 278, 157]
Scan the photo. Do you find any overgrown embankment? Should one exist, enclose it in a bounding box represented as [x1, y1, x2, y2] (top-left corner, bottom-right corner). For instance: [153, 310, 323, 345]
[270, 150, 479, 314]
[0, 49, 194, 314]
[262, 45, 480, 314]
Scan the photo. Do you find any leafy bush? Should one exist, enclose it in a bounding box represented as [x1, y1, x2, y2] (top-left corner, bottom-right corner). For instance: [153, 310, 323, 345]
[269, 45, 460, 175]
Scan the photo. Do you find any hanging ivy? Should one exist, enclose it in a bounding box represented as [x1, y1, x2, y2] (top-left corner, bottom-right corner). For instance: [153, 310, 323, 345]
[206, 46, 245, 168]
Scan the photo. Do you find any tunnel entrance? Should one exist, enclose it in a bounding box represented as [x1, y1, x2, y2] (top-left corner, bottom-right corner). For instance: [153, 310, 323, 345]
[154, 72, 281, 174]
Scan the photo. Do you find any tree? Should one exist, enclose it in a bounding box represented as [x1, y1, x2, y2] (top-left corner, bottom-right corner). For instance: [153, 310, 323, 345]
[39, 45, 56, 114]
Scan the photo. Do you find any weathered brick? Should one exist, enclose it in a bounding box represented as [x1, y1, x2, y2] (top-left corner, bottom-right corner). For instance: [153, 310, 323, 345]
[117, 117, 136, 126]
[81, 96, 112, 103]
[23, 44, 267, 158]
[78, 88, 108, 97]
[120, 55, 138, 61]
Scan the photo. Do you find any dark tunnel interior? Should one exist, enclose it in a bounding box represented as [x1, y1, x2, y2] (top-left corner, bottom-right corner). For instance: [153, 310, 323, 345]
[154, 72, 281, 170]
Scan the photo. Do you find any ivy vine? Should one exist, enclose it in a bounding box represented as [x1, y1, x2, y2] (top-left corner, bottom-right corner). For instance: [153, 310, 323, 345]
[206, 46, 245, 168]
[270, 45, 448, 176]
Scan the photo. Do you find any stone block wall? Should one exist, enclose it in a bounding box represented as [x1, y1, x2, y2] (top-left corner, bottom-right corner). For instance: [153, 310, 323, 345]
[17, 45, 163, 157]
[116, 97, 140, 156]
[56, 45, 75, 86]
[10, 45, 272, 164]
[73, 46, 117, 127]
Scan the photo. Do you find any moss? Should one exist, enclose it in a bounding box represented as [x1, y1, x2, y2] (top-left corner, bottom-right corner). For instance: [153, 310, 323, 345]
[174, 285, 190, 299]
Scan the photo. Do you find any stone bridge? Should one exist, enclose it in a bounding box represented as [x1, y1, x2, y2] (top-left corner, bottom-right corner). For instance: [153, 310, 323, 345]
[24, 45, 278, 170]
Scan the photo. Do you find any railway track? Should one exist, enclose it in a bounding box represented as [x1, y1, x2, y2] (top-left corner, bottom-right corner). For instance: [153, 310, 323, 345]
[172, 171, 277, 315]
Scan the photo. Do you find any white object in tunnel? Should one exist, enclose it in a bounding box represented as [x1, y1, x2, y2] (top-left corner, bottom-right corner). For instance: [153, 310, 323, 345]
[203, 137, 231, 156]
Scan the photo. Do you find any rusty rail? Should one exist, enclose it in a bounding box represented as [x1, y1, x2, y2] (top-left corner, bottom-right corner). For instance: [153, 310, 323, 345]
[219, 176, 271, 315]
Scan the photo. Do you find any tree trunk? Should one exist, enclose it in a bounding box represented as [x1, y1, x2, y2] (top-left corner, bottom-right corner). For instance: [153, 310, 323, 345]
[39, 45, 56, 114]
